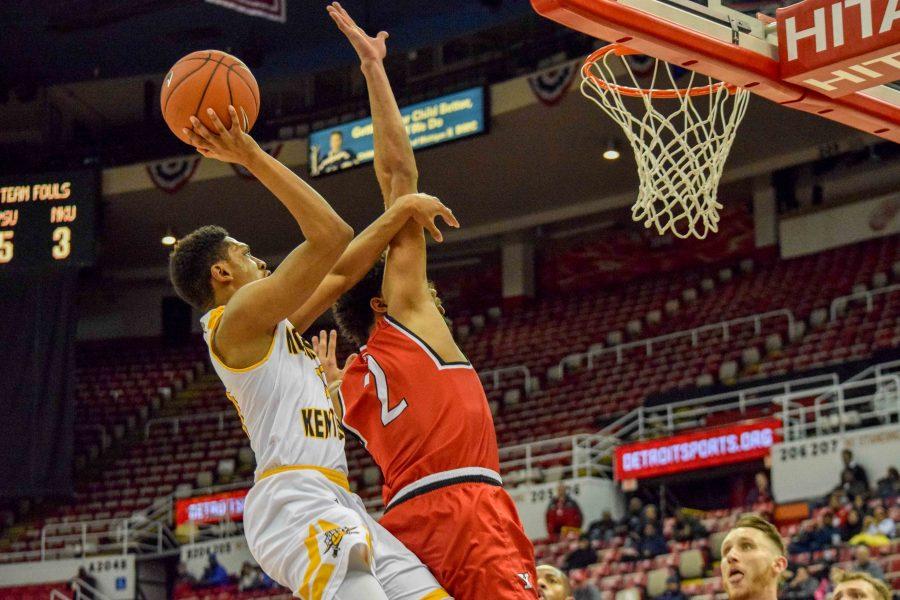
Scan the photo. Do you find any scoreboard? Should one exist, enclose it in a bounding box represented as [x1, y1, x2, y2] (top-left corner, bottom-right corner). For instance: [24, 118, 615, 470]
[0, 170, 97, 270]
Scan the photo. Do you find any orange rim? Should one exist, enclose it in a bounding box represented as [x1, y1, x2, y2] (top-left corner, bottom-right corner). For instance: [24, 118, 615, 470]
[582, 44, 739, 99]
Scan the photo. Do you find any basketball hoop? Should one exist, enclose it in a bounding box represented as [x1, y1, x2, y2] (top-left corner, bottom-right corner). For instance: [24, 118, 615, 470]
[581, 44, 750, 239]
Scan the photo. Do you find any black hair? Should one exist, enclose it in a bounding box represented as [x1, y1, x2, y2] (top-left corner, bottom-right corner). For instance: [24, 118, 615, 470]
[168, 225, 230, 310]
[333, 259, 385, 347]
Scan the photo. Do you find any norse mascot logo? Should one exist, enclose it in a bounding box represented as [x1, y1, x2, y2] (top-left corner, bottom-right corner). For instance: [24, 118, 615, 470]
[323, 525, 357, 557]
[298, 521, 366, 599]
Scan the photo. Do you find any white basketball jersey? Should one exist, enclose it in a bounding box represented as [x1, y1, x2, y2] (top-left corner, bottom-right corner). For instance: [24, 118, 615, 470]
[200, 306, 349, 481]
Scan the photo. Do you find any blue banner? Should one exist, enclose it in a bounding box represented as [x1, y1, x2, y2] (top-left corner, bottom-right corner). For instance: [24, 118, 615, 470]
[309, 87, 486, 177]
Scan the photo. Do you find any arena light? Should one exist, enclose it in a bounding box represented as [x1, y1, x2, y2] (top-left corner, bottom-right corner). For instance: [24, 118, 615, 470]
[603, 139, 620, 160]
[161, 230, 177, 247]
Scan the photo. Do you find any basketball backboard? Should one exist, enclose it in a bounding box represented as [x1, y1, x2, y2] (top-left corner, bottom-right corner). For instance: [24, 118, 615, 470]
[531, 0, 899, 142]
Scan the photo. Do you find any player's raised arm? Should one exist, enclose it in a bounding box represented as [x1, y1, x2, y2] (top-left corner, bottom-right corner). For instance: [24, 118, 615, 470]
[328, 3, 461, 362]
[184, 107, 352, 357]
[327, 2, 416, 204]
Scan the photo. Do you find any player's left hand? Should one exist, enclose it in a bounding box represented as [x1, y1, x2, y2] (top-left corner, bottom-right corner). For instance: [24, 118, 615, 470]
[312, 329, 358, 387]
[326, 2, 387, 64]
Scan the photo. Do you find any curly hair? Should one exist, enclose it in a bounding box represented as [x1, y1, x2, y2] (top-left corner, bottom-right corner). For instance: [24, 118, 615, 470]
[168, 225, 230, 310]
[333, 259, 385, 347]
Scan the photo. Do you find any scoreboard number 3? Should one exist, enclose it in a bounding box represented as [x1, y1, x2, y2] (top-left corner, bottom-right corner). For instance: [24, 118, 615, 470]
[0, 227, 71, 264]
[52, 226, 71, 260]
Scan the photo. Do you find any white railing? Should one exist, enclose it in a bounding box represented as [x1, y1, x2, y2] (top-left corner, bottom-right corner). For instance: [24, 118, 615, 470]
[830, 284, 900, 320]
[49, 590, 71, 600]
[71, 577, 112, 600]
[633, 374, 838, 439]
[808, 359, 900, 419]
[490, 363, 897, 484]
[182, 517, 246, 545]
[561, 309, 794, 370]
[778, 375, 900, 441]
[479, 365, 531, 391]
[497, 432, 615, 484]
[34, 513, 177, 562]
[844, 357, 900, 385]
[144, 410, 233, 437]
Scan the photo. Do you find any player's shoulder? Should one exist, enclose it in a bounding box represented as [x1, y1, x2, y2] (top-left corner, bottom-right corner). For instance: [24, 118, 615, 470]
[378, 314, 472, 368]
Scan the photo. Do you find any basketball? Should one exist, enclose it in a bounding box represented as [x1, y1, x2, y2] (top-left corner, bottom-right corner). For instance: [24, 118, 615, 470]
[161, 50, 260, 145]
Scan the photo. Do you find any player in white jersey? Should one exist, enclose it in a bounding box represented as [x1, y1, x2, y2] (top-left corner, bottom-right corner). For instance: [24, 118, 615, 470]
[169, 106, 456, 600]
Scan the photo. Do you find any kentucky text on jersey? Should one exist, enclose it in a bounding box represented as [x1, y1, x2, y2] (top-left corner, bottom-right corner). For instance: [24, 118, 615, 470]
[301, 407, 345, 441]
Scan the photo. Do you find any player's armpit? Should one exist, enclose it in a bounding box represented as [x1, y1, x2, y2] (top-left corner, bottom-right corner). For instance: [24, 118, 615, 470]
[386, 304, 467, 365]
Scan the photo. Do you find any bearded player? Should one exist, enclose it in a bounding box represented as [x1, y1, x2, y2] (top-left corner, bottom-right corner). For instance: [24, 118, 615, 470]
[318, 3, 538, 598]
[719, 515, 787, 600]
[170, 106, 457, 599]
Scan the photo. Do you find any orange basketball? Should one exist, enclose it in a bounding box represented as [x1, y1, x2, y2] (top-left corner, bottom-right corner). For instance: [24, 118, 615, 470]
[161, 50, 260, 146]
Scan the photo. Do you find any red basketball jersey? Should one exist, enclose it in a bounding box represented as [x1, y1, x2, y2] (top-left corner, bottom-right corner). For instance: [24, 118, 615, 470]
[339, 315, 500, 506]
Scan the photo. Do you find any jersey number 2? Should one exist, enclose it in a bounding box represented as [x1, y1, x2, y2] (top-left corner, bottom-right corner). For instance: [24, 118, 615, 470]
[364, 356, 408, 426]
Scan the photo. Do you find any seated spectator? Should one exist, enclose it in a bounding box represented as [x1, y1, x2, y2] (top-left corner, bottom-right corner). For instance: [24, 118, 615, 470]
[197, 553, 230, 588]
[746, 471, 772, 506]
[875, 467, 899, 499]
[783, 565, 820, 599]
[657, 575, 688, 600]
[563, 535, 597, 572]
[828, 491, 850, 526]
[238, 562, 265, 592]
[537, 564, 575, 600]
[851, 510, 893, 548]
[569, 569, 602, 600]
[849, 545, 885, 580]
[811, 510, 840, 549]
[642, 503, 661, 530]
[835, 468, 869, 503]
[832, 570, 892, 600]
[842, 450, 870, 489]
[638, 522, 668, 559]
[841, 510, 864, 542]
[585, 510, 615, 543]
[546, 483, 583, 538]
[673, 509, 708, 543]
[870, 505, 895, 538]
[788, 520, 818, 554]
[616, 497, 644, 536]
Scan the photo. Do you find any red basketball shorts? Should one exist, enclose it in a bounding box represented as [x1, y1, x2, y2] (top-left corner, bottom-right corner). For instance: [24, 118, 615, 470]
[379, 482, 539, 599]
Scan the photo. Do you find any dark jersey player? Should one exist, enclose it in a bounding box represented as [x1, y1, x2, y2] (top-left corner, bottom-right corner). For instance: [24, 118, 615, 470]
[315, 3, 537, 598]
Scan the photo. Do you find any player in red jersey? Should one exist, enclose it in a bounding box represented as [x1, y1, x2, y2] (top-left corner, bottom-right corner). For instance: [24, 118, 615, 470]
[316, 4, 538, 598]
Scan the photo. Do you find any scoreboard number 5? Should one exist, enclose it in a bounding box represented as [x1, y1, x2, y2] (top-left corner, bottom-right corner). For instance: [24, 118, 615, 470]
[0, 231, 13, 264]
[52, 226, 71, 260]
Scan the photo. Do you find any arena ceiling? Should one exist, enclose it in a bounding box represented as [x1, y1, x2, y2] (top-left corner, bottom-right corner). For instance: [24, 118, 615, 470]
[0, 0, 529, 90]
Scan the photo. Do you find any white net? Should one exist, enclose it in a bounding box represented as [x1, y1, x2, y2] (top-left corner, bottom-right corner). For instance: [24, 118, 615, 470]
[581, 47, 751, 239]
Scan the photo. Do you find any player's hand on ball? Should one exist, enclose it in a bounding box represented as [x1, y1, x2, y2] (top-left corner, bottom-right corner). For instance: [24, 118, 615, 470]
[396, 193, 460, 243]
[326, 2, 387, 64]
[183, 105, 260, 165]
[312, 329, 357, 388]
